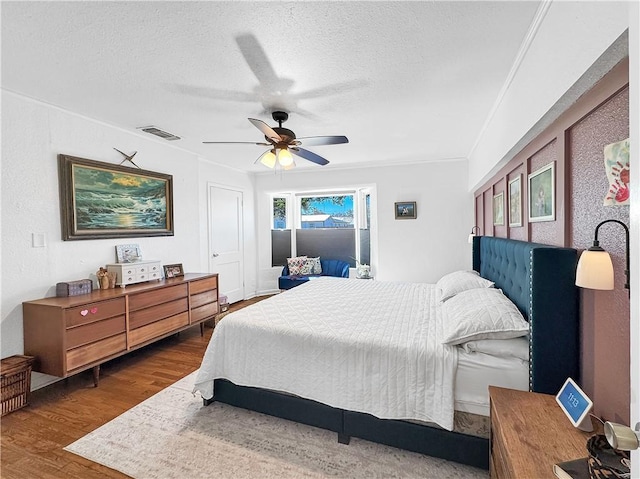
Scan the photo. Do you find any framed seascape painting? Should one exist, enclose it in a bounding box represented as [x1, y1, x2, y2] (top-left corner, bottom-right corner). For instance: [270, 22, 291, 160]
[58, 154, 174, 240]
[508, 175, 522, 228]
[493, 192, 504, 226]
[528, 162, 555, 223]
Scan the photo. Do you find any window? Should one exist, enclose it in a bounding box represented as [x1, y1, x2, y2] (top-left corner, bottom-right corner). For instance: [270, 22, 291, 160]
[271, 189, 372, 268]
[271, 196, 291, 267]
[299, 195, 354, 229]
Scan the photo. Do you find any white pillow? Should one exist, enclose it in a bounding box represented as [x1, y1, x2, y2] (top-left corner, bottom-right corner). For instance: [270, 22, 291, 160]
[436, 270, 494, 302]
[441, 288, 529, 345]
[460, 337, 529, 361]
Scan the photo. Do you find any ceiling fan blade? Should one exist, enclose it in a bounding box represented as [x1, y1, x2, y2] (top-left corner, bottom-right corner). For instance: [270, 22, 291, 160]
[203, 141, 271, 145]
[248, 118, 282, 142]
[290, 147, 330, 166]
[235, 34, 293, 92]
[297, 136, 349, 146]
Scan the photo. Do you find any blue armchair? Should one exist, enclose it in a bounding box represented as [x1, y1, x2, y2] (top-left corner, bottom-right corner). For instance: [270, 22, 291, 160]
[279, 258, 350, 290]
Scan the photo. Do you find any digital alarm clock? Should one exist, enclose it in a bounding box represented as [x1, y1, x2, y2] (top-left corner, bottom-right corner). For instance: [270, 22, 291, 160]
[555, 377, 594, 432]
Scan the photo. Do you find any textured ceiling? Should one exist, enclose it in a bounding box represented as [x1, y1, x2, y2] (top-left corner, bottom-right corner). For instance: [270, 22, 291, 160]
[1, 1, 541, 172]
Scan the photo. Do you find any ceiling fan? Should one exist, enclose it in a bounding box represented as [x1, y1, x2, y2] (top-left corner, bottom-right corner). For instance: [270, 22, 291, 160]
[203, 111, 348, 169]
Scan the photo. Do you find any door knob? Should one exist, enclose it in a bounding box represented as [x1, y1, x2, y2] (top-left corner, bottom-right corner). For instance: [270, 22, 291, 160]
[212, 253, 219, 258]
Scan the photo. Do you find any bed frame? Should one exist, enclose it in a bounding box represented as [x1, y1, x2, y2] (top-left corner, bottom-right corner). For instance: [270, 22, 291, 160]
[206, 237, 579, 469]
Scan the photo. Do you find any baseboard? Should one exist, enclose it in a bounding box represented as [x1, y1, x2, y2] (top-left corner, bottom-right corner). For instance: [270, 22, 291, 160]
[253, 289, 280, 297]
[31, 372, 62, 391]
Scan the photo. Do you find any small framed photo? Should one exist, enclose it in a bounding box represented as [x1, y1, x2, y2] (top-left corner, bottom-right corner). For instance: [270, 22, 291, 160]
[508, 175, 522, 228]
[163, 263, 184, 278]
[116, 243, 141, 263]
[528, 162, 555, 223]
[493, 192, 504, 226]
[394, 201, 417, 219]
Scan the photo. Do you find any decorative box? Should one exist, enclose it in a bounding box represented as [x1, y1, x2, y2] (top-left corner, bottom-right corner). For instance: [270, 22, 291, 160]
[106, 260, 162, 287]
[56, 279, 93, 297]
[1, 355, 35, 416]
[219, 294, 229, 313]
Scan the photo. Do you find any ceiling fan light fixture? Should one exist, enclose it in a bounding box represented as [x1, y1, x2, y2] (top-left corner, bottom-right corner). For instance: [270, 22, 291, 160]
[277, 148, 294, 167]
[259, 150, 277, 168]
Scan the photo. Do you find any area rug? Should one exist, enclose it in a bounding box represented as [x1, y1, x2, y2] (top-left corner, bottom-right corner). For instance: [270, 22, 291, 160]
[65, 372, 488, 478]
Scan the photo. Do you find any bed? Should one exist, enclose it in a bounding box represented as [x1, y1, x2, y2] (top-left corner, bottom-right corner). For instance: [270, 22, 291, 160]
[193, 237, 579, 469]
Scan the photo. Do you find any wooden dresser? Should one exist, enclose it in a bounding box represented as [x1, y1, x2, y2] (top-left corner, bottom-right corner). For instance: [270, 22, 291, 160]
[23, 273, 218, 385]
[489, 386, 594, 479]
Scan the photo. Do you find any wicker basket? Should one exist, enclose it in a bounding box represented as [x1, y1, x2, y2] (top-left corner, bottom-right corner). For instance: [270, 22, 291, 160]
[1, 355, 35, 416]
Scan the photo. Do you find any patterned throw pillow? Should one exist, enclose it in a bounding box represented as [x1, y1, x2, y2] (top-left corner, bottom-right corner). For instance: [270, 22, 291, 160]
[299, 258, 315, 275]
[287, 256, 308, 275]
[307, 257, 322, 275]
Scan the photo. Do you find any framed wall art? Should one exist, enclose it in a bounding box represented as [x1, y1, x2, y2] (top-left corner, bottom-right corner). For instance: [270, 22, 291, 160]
[508, 175, 522, 228]
[394, 201, 417, 219]
[528, 162, 555, 223]
[163, 263, 184, 278]
[493, 192, 504, 226]
[58, 154, 174, 240]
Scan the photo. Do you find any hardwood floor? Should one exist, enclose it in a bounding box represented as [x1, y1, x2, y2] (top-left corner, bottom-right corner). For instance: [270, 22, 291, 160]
[0, 297, 268, 479]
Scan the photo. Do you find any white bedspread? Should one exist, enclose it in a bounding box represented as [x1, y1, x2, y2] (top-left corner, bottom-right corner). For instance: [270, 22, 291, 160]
[193, 277, 458, 430]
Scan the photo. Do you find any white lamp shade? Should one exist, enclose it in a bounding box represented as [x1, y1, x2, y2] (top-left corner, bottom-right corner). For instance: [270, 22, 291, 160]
[576, 249, 614, 290]
[277, 149, 294, 167]
[259, 150, 276, 168]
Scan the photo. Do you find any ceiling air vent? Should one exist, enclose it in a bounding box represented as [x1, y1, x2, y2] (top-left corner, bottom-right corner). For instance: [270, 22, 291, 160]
[137, 126, 181, 141]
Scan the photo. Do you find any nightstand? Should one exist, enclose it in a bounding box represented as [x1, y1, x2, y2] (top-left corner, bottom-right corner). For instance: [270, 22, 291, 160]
[489, 386, 595, 479]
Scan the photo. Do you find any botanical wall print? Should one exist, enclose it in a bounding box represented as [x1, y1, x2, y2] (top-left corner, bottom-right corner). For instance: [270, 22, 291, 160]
[508, 175, 522, 228]
[58, 154, 174, 240]
[603, 138, 630, 206]
[493, 192, 504, 226]
[528, 162, 555, 223]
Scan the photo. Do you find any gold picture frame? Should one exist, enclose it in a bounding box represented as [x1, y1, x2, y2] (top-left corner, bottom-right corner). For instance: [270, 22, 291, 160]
[58, 154, 174, 240]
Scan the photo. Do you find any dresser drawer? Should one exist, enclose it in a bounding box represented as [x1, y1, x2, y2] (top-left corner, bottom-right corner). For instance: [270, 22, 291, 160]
[66, 316, 126, 349]
[191, 302, 218, 323]
[129, 312, 189, 347]
[65, 298, 125, 328]
[191, 290, 217, 309]
[190, 276, 217, 295]
[129, 284, 188, 311]
[129, 298, 188, 330]
[66, 333, 127, 371]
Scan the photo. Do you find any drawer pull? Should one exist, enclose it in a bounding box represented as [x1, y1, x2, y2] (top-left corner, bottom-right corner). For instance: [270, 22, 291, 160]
[90, 307, 98, 314]
[81, 309, 88, 316]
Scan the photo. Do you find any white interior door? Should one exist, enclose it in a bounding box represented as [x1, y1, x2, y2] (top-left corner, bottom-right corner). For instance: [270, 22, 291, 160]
[208, 185, 244, 304]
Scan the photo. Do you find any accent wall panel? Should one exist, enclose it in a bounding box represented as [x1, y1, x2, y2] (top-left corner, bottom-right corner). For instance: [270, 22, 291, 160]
[569, 86, 629, 424]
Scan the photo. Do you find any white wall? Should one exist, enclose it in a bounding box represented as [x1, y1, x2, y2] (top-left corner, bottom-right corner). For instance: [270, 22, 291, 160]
[253, 160, 472, 294]
[468, 1, 630, 191]
[0, 92, 256, 373]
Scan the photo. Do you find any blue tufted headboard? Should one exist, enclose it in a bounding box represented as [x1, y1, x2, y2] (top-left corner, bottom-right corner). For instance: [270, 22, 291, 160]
[472, 236, 579, 395]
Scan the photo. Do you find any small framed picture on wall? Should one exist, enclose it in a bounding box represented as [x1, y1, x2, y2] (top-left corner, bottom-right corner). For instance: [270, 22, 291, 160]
[493, 192, 504, 226]
[394, 201, 417, 219]
[528, 162, 555, 223]
[508, 176, 522, 228]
